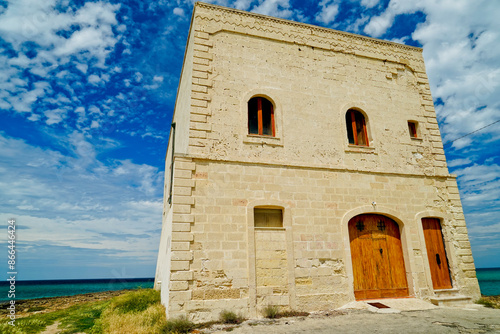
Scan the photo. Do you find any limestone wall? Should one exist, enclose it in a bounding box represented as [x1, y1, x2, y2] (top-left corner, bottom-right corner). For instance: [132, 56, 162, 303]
[161, 157, 480, 321]
[185, 3, 447, 177]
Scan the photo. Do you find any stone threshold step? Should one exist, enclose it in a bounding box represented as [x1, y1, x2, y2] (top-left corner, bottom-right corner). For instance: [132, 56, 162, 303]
[430, 295, 471, 306]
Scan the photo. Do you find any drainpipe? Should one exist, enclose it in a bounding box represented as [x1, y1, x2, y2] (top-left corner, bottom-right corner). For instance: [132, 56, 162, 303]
[167, 122, 176, 204]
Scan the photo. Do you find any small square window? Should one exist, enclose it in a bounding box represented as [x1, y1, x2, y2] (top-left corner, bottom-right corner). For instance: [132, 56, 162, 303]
[408, 121, 418, 138]
[254, 208, 283, 227]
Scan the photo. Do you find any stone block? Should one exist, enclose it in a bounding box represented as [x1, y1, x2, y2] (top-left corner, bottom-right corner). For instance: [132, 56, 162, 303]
[193, 50, 213, 60]
[173, 214, 195, 223]
[169, 290, 192, 302]
[191, 114, 207, 123]
[174, 186, 192, 196]
[171, 251, 194, 261]
[170, 281, 189, 291]
[173, 204, 192, 214]
[191, 99, 208, 108]
[190, 130, 207, 139]
[194, 31, 209, 39]
[194, 38, 213, 47]
[172, 232, 194, 242]
[192, 83, 208, 93]
[174, 169, 192, 179]
[171, 242, 190, 251]
[170, 261, 190, 271]
[189, 121, 211, 131]
[172, 223, 191, 232]
[173, 196, 195, 205]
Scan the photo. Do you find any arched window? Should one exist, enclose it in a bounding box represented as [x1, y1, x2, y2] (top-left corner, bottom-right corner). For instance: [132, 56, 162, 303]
[248, 96, 275, 136]
[346, 109, 369, 146]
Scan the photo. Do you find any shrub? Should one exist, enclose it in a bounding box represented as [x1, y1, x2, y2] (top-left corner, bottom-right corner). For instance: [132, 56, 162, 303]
[262, 306, 309, 319]
[262, 305, 280, 319]
[219, 310, 245, 324]
[163, 315, 195, 334]
[276, 310, 309, 318]
[476, 298, 495, 308]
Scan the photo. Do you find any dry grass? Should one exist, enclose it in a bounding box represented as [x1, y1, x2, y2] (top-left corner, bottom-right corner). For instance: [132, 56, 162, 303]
[94, 303, 168, 334]
[0, 289, 196, 334]
[275, 310, 310, 318]
[262, 305, 280, 319]
[477, 295, 500, 309]
[262, 305, 309, 319]
[219, 310, 246, 324]
[94, 290, 195, 334]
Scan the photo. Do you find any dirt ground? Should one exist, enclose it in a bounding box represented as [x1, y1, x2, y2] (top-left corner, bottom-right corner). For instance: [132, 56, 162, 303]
[204, 306, 500, 334]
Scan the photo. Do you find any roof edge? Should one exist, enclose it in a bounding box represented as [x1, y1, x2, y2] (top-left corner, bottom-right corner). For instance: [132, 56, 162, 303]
[194, 2, 423, 53]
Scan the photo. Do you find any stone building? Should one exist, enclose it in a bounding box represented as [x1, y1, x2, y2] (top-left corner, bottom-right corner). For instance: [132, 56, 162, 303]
[155, 2, 481, 322]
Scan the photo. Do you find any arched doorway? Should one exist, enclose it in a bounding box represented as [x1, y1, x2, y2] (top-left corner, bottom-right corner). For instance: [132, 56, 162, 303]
[348, 214, 408, 299]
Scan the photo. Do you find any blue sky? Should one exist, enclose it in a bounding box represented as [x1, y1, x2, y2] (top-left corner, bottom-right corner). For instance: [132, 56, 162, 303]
[0, 0, 499, 280]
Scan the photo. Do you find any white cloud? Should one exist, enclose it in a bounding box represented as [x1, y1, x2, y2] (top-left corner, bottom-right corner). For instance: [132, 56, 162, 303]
[76, 63, 88, 74]
[153, 75, 164, 82]
[361, 0, 379, 9]
[390, 36, 408, 44]
[44, 108, 67, 125]
[315, 0, 339, 25]
[234, 0, 254, 10]
[364, 10, 395, 37]
[455, 164, 500, 188]
[27, 113, 41, 122]
[173, 7, 185, 16]
[0, 0, 120, 116]
[88, 105, 102, 115]
[88, 74, 102, 85]
[0, 133, 163, 270]
[447, 158, 472, 168]
[363, 0, 500, 161]
[252, 0, 293, 19]
[345, 15, 370, 33]
[53, 27, 116, 62]
[134, 72, 143, 83]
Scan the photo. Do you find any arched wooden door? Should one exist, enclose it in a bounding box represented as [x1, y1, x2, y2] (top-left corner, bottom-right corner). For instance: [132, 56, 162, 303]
[348, 214, 409, 299]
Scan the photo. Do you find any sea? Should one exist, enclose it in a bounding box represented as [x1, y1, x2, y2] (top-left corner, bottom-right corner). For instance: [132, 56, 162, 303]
[0, 277, 154, 303]
[0, 268, 498, 303]
[476, 268, 500, 296]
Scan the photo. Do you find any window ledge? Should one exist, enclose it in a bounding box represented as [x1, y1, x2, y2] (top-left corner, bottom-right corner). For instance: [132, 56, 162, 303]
[254, 226, 285, 231]
[410, 137, 423, 141]
[346, 145, 377, 154]
[244, 135, 283, 147]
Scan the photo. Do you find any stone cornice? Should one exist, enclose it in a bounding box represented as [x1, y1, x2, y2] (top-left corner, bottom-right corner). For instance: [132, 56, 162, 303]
[194, 2, 423, 64]
[174, 153, 454, 180]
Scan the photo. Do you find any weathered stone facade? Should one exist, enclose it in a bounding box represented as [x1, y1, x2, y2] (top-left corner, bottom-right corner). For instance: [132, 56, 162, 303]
[155, 2, 481, 322]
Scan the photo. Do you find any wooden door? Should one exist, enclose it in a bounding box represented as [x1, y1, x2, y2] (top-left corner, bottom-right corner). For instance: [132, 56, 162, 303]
[422, 218, 452, 290]
[349, 214, 408, 299]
